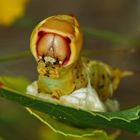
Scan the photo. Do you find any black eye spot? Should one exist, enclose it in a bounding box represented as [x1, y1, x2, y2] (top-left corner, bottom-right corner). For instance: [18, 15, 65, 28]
[91, 83, 94, 86]
[74, 66, 77, 69]
[110, 76, 114, 82]
[38, 31, 46, 37]
[98, 84, 105, 89]
[65, 37, 71, 44]
[102, 74, 105, 80]
[86, 60, 90, 63]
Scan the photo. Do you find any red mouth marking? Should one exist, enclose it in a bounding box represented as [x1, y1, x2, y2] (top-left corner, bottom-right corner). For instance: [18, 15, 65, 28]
[36, 31, 46, 57]
[36, 31, 71, 66]
[62, 37, 71, 65]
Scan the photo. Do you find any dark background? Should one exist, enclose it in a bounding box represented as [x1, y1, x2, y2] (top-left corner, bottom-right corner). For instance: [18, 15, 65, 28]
[0, 0, 140, 139]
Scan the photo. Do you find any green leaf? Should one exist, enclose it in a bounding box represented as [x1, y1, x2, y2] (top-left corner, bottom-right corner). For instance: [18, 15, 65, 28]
[27, 109, 109, 139]
[0, 76, 109, 139]
[0, 136, 4, 140]
[0, 76, 140, 137]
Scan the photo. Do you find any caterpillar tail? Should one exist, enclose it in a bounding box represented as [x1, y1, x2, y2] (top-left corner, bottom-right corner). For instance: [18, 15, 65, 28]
[121, 70, 134, 77]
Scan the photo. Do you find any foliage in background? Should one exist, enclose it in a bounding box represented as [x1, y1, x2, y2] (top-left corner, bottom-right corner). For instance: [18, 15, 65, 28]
[0, 136, 3, 140]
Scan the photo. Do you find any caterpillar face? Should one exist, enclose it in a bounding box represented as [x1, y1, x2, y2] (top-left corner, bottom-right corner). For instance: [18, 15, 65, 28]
[30, 15, 83, 67]
[37, 32, 71, 65]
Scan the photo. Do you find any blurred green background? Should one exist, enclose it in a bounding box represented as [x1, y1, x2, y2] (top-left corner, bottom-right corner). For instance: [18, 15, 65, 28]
[0, 0, 140, 139]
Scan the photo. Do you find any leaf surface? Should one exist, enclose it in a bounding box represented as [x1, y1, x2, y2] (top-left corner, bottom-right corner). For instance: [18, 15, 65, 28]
[0, 76, 140, 137]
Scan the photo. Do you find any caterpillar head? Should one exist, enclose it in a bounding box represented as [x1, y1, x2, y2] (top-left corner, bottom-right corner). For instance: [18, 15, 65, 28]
[30, 15, 83, 68]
